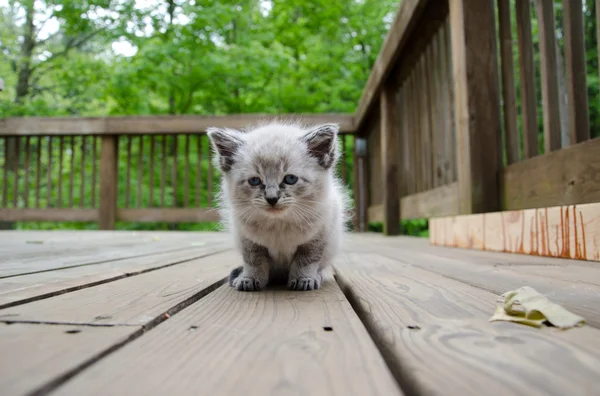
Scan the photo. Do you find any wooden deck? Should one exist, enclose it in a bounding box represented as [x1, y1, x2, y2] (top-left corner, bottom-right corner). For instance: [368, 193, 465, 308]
[1, 231, 600, 396]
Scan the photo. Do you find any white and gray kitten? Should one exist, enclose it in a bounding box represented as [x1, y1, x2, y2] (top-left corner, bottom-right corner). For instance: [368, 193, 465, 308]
[207, 121, 349, 291]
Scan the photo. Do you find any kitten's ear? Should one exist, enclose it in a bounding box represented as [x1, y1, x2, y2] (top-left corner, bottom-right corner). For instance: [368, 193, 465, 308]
[302, 123, 339, 169]
[207, 127, 244, 172]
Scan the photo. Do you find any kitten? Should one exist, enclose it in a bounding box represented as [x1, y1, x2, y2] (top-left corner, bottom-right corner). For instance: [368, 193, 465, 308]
[207, 121, 349, 291]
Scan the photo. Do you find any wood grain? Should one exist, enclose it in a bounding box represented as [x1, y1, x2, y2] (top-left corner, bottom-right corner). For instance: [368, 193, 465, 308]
[137, 135, 144, 207]
[535, 0, 562, 153]
[355, 0, 429, 130]
[99, 136, 117, 230]
[0, 251, 234, 325]
[0, 323, 135, 396]
[516, 0, 539, 158]
[23, 137, 30, 207]
[0, 114, 355, 136]
[117, 208, 220, 223]
[53, 282, 403, 396]
[501, 138, 600, 210]
[380, 84, 400, 235]
[562, 0, 590, 144]
[430, 202, 600, 262]
[497, 0, 519, 164]
[0, 244, 230, 308]
[449, 0, 502, 214]
[335, 251, 600, 396]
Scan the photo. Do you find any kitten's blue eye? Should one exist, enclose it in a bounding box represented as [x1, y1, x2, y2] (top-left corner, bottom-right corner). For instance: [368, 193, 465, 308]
[248, 177, 262, 186]
[283, 174, 298, 185]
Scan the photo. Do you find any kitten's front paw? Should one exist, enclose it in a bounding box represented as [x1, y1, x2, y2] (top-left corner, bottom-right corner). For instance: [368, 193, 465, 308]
[288, 276, 321, 291]
[232, 276, 264, 292]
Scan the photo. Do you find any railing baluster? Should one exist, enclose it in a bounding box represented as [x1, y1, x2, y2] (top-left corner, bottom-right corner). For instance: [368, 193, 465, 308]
[35, 137, 42, 208]
[497, 0, 519, 164]
[196, 135, 202, 207]
[47, 137, 53, 207]
[57, 136, 63, 207]
[516, 0, 539, 158]
[24, 137, 31, 208]
[91, 136, 97, 208]
[2, 137, 7, 207]
[125, 135, 132, 208]
[172, 135, 178, 207]
[69, 136, 75, 207]
[13, 137, 20, 207]
[184, 134, 190, 207]
[149, 135, 155, 207]
[137, 135, 144, 207]
[208, 145, 213, 207]
[80, 137, 86, 207]
[535, 0, 561, 153]
[563, 0, 590, 144]
[161, 134, 166, 207]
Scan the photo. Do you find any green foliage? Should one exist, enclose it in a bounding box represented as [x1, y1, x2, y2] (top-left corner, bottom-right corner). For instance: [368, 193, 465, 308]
[1, 0, 394, 230]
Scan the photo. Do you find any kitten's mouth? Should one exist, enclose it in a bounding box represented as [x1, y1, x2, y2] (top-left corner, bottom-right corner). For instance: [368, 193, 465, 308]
[266, 206, 286, 214]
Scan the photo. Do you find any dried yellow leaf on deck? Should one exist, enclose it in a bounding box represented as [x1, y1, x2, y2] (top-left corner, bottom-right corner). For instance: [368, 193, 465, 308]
[490, 286, 585, 329]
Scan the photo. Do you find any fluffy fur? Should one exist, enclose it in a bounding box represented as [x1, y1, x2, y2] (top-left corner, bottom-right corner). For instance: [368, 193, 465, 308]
[207, 121, 349, 291]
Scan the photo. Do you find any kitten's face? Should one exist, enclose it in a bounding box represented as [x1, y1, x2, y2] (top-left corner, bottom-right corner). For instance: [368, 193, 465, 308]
[208, 123, 338, 218]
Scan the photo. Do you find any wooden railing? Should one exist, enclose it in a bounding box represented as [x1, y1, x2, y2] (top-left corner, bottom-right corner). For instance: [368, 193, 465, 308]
[0, 114, 356, 229]
[352, 0, 600, 235]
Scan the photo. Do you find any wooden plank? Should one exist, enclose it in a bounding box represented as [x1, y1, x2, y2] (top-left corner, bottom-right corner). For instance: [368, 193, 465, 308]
[125, 135, 132, 208]
[1, 116, 107, 136]
[2, 138, 7, 207]
[137, 135, 144, 207]
[501, 138, 600, 210]
[184, 134, 190, 207]
[35, 136, 41, 208]
[0, 208, 97, 222]
[171, 135, 178, 207]
[419, 55, 432, 190]
[335, 251, 600, 395]
[196, 135, 202, 206]
[117, 208, 220, 223]
[366, 182, 459, 222]
[430, 201, 600, 262]
[23, 137, 30, 207]
[13, 137, 19, 207]
[401, 181, 458, 219]
[149, 135, 155, 207]
[516, 0, 539, 158]
[430, 36, 444, 186]
[79, 137, 86, 207]
[449, 0, 502, 214]
[380, 84, 400, 235]
[351, 235, 600, 328]
[69, 136, 75, 207]
[208, 146, 213, 207]
[99, 136, 117, 230]
[0, 244, 227, 308]
[0, 323, 135, 396]
[57, 136, 64, 207]
[0, 251, 234, 325]
[535, 0, 562, 153]
[46, 136, 53, 206]
[161, 134, 166, 207]
[91, 136, 97, 208]
[440, 20, 455, 182]
[0, 114, 355, 136]
[497, 0, 520, 164]
[53, 281, 403, 396]
[563, 0, 590, 144]
[355, 0, 430, 130]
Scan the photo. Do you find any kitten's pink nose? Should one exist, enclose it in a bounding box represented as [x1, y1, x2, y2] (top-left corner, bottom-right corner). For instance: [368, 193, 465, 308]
[266, 197, 279, 206]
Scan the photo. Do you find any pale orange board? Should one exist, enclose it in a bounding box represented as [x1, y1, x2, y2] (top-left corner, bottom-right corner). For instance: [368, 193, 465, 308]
[429, 202, 600, 262]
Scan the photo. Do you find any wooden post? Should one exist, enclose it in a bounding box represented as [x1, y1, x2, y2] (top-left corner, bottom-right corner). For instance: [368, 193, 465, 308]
[563, 0, 590, 144]
[353, 136, 368, 232]
[380, 85, 400, 235]
[449, 0, 502, 214]
[99, 135, 118, 230]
